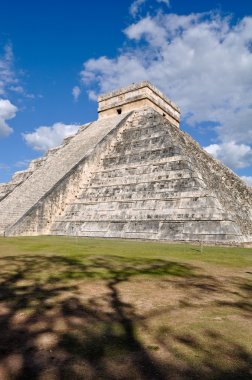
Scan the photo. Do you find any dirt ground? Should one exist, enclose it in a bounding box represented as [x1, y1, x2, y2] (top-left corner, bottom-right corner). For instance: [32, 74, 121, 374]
[0, 238, 251, 379]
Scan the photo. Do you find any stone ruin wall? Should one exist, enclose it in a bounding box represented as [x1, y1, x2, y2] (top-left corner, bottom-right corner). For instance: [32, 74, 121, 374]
[0, 145, 65, 202]
[98, 81, 180, 127]
[98, 98, 179, 128]
[169, 123, 252, 238]
[6, 113, 133, 236]
[49, 108, 250, 244]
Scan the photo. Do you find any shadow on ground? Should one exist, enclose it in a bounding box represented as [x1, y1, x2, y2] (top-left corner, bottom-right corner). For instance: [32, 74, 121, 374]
[0, 254, 251, 379]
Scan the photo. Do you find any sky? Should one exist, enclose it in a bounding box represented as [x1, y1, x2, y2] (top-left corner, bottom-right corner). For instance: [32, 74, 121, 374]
[0, 0, 252, 185]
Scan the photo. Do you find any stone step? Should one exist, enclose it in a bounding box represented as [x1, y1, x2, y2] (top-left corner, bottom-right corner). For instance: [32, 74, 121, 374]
[121, 128, 169, 142]
[69, 195, 222, 211]
[111, 136, 171, 154]
[75, 189, 211, 203]
[90, 170, 203, 187]
[51, 219, 241, 242]
[103, 146, 182, 165]
[79, 178, 205, 197]
[92, 156, 194, 177]
[59, 210, 232, 222]
[60, 231, 241, 242]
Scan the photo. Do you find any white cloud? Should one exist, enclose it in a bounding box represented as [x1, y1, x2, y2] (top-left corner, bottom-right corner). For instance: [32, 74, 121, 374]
[129, 0, 170, 17]
[88, 90, 98, 101]
[0, 163, 9, 171]
[72, 86, 81, 101]
[9, 85, 25, 94]
[80, 12, 252, 169]
[240, 176, 252, 187]
[156, 0, 170, 6]
[14, 159, 31, 168]
[0, 43, 34, 100]
[205, 142, 252, 169]
[129, 0, 146, 18]
[81, 55, 147, 98]
[0, 44, 17, 96]
[0, 99, 18, 137]
[23, 122, 80, 152]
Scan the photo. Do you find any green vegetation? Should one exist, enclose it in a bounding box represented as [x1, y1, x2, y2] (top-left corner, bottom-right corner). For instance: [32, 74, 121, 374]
[1, 235, 251, 264]
[0, 236, 251, 379]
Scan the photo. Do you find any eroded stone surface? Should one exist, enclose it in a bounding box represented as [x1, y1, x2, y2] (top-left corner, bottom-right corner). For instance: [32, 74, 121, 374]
[50, 109, 252, 244]
[0, 82, 251, 245]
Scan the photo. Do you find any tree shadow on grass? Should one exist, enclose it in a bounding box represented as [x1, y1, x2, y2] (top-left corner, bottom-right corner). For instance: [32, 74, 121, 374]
[0, 254, 251, 379]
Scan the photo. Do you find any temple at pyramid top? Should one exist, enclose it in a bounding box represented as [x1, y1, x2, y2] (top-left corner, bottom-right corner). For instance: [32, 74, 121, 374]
[98, 81, 180, 128]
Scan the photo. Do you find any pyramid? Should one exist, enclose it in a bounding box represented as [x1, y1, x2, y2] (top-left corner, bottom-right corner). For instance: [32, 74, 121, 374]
[0, 81, 251, 245]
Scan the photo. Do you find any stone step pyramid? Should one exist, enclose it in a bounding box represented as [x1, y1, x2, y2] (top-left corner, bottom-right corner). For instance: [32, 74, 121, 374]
[0, 81, 251, 244]
[0, 113, 129, 235]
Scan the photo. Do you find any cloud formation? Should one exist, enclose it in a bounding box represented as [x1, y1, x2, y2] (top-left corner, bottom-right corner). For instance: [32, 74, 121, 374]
[129, 0, 170, 18]
[0, 42, 34, 100]
[72, 86, 81, 101]
[129, 0, 147, 17]
[156, 0, 170, 5]
[23, 122, 80, 152]
[0, 99, 17, 137]
[81, 12, 252, 170]
[205, 142, 252, 169]
[241, 176, 252, 187]
[0, 43, 18, 96]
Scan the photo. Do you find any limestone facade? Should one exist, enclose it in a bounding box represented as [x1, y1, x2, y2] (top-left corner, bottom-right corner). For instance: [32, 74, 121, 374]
[0, 82, 251, 245]
[98, 81, 180, 128]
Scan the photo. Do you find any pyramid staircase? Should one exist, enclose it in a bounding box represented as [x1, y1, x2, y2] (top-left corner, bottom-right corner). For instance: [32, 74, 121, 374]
[50, 109, 251, 243]
[0, 113, 129, 236]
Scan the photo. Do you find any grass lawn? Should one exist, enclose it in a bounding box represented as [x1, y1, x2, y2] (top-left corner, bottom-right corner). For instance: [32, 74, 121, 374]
[0, 236, 251, 380]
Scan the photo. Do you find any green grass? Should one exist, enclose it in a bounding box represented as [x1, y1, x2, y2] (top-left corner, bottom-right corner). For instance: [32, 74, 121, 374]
[0, 236, 251, 380]
[0, 236, 251, 285]
[1, 235, 251, 265]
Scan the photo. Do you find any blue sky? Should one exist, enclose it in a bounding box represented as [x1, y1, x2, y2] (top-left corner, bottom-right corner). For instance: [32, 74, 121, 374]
[0, 0, 252, 185]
